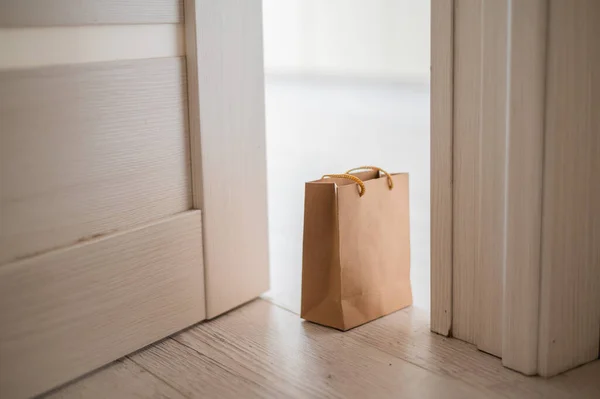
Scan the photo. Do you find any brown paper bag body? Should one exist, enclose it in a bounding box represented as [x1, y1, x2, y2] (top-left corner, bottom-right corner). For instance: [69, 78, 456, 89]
[301, 171, 412, 331]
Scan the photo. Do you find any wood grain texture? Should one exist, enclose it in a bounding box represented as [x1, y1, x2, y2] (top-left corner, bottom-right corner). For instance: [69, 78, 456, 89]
[188, 0, 270, 317]
[475, 0, 508, 358]
[349, 301, 600, 398]
[44, 358, 186, 399]
[0, 0, 183, 26]
[45, 300, 600, 399]
[430, 0, 454, 336]
[131, 338, 285, 398]
[0, 57, 191, 264]
[502, 0, 548, 375]
[0, 211, 206, 399]
[183, 0, 203, 212]
[451, 0, 482, 344]
[0, 25, 185, 70]
[167, 300, 497, 398]
[537, 0, 600, 377]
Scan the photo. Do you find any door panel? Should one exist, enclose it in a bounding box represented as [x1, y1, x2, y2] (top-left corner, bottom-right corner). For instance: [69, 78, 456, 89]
[0, 1, 270, 395]
[0, 0, 183, 26]
[0, 57, 192, 264]
[0, 211, 205, 399]
[0, 6, 206, 397]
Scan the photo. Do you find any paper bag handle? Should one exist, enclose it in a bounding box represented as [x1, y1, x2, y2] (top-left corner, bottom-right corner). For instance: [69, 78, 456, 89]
[322, 174, 366, 197]
[346, 166, 394, 190]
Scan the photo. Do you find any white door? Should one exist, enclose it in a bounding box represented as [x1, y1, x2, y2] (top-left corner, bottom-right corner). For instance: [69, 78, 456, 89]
[0, 1, 269, 397]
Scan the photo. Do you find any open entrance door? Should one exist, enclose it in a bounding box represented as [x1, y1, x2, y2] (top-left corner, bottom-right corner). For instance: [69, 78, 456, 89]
[0, 1, 269, 397]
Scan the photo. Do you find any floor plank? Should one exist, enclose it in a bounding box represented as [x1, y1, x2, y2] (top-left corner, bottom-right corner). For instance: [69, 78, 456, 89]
[46, 300, 600, 399]
[130, 338, 283, 398]
[43, 358, 185, 399]
[347, 302, 600, 398]
[171, 300, 497, 399]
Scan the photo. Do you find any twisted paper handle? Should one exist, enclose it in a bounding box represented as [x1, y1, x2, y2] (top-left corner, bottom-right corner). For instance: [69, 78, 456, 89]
[346, 166, 394, 190]
[321, 173, 366, 197]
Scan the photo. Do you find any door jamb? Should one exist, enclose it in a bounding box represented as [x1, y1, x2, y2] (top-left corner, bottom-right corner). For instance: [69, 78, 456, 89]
[430, 0, 454, 336]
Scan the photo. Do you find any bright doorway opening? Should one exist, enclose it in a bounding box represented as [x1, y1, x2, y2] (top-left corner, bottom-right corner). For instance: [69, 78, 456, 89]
[262, 0, 431, 314]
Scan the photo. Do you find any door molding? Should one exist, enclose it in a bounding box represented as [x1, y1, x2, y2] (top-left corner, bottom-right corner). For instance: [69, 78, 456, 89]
[184, 0, 270, 318]
[502, 0, 548, 375]
[431, 0, 600, 377]
[430, 0, 454, 337]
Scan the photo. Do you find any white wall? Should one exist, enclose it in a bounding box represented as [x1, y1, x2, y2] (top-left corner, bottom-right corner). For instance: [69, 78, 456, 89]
[262, 0, 431, 83]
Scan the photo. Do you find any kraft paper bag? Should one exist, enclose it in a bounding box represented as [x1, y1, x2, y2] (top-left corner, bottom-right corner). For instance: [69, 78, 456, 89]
[301, 166, 412, 331]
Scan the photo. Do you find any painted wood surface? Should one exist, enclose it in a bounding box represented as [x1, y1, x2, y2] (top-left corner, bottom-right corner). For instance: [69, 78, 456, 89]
[0, 211, 206, 399]
[537, 0, 600, 377]
[434, 0, 599, 377]
[0, 25, 184, 69]
[0, 57, 191, 264]
[187, 0, 270, 317]
[0, 0, 183, 26]
[476, 0, 508, 358]
[430, 0, 454, 336]
[502, 0, 548, 376]
[451, 0, 482, 344]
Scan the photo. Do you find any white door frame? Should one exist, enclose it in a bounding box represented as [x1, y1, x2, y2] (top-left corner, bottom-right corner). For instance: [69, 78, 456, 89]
[430, 0, 454, 337]
[431, 0, 600, 377]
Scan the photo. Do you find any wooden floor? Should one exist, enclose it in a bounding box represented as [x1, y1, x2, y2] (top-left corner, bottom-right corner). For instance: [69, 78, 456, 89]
[45, 299, 600, 399]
